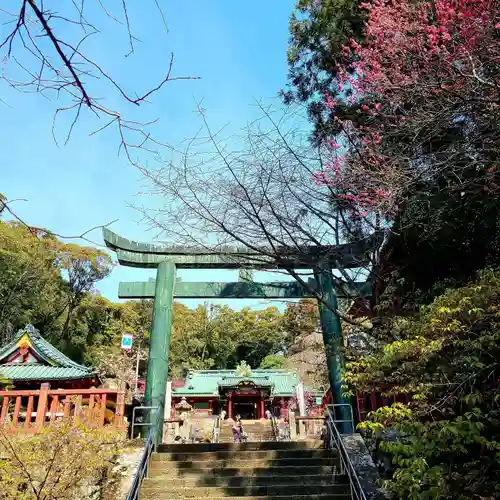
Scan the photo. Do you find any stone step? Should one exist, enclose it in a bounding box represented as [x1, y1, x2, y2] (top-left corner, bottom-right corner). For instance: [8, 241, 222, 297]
[219, 431, 274, 435]
[146, 474, 348, 487]
[219, 434, 275, 437]
[219, 426, 272, 429]
[141, 484, 351, 498]
[160, 449, 338, 462]
[147, 465, 340, 478]
[217, 431, 271, 434]
[149, 457, 340, 471]
[218, 436, 275, 440]
[157, 441, 322, 453]
[219, 427, 273, 432]
[141, 494, 350, 500]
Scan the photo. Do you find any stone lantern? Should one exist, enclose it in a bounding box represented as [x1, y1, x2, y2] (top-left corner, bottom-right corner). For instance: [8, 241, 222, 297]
[175, 396, 193, 416]
[175, 397, 193, 442]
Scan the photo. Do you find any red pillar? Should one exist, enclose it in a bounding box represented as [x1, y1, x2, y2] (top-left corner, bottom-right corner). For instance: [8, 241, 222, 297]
[228, 393, 233, 419]
[356, 391, 367, 423]
[280, 397, 286, 419]
[260, 398, 265, 419]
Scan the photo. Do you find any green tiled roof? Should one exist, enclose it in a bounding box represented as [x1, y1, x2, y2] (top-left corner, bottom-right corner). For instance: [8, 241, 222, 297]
[0, 325, 97, 382]
[172, 369, 301, 397]
[218, 377, 273, 388]
[0, 365, 94, 381]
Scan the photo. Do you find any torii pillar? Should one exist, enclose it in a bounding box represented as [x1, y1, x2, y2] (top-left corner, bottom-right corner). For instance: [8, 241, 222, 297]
[146, 261, 176, 413]
[103, 228, 377, 437]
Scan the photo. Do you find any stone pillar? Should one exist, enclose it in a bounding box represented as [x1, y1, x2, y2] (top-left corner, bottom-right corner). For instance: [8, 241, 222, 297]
[298, 417, 306, 439]
[228, 393, 233, 419]
[288, 410, 297, 440]
[175, 398, 193, 443]
[144, 261, 176, 441]
[165, 381, 172, 421]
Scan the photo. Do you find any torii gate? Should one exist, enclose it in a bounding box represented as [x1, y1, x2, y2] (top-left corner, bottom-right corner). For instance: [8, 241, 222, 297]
[103, 228, 375, 435]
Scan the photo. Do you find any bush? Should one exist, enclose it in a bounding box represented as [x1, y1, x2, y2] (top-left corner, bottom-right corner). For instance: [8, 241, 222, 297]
[0, 415, 125, 499]
[345, 269, 500, 498]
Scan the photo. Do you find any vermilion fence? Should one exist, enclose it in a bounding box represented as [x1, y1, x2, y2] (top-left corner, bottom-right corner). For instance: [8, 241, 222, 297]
[355, 391, 412, 422]
[322, 389, 413, 423]
[0, 383, 125, 431]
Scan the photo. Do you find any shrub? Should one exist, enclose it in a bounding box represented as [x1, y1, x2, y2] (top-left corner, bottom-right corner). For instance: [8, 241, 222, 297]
[0, 412, 125, 499]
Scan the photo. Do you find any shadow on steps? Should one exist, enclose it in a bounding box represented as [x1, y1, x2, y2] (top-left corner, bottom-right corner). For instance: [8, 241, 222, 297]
[142, 441, 351, 500]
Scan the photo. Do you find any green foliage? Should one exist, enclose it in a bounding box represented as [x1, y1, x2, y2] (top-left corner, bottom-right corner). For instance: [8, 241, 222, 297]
[65, 295, 152, 367]
[0, 219, 325, 389]
[377, 160, 500, 318]
[0, 222, 63, 341]
[281, 299, 318, 346]
[346, 270, 500, 498]
[0, 221, 112, 346]
[0, 377, 12, 389]
[0, 418, 124, 500]
[169, 304, 288, 378]
[282, 0, 366, 142]
[260, 354, 286, 369]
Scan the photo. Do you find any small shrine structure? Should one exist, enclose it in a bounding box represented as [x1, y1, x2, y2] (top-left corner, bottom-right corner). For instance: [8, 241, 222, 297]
[171, 367, 321, 420]
[0, 324, 100, 389]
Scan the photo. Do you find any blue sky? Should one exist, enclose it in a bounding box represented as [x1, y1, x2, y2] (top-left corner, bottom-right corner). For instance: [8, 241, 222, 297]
[1, 1, 300, 310]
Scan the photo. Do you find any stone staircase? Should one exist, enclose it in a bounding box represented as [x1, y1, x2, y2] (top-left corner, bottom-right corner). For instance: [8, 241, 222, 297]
[218, 420, 275, 443]
[141, 440, 351, 500]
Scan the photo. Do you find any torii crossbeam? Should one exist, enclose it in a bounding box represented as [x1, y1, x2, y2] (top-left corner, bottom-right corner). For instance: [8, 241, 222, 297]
[104, 228, 377, 438]
[118, 279, 371, 300]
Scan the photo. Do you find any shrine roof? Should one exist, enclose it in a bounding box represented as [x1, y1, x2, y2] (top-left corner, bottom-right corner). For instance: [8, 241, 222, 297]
[172, 369, 302, 397]
[218, 377, 274, 388]
[0, 325, 97, 382]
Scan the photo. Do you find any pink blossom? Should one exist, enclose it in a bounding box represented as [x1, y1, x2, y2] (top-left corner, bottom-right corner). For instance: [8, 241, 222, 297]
[314, 0, 497, 221]
[324, 93, 337, 109]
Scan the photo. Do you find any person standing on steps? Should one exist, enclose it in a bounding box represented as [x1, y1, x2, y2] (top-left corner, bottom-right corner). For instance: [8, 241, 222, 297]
[232, 414, 243, 443]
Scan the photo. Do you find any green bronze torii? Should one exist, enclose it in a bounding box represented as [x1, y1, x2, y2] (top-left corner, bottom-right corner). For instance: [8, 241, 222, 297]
[103, 228, 376, 435]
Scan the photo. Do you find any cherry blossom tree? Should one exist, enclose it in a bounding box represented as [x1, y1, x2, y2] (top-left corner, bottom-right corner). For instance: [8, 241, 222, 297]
[316, 0, 500, 229]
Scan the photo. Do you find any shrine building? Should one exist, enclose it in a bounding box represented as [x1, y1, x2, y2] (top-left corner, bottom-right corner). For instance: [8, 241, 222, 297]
[0, 324, 100, 389]
[170, 368, 319, 420]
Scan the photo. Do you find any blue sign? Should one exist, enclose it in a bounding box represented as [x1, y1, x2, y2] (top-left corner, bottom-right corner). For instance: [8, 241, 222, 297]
[121, 334, 133, 350]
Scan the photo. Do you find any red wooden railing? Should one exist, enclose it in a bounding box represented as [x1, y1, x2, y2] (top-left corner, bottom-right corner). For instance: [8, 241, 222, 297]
[0, 383, 125, 432]
[321, 389, 412, 423]
[355, 391, 412, 422]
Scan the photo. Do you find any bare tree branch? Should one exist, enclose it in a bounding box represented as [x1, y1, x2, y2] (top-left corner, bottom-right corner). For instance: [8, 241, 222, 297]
[1, 197, 117, 246]
[138, 103, 380, 331]
[0, 1, 199, 165]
